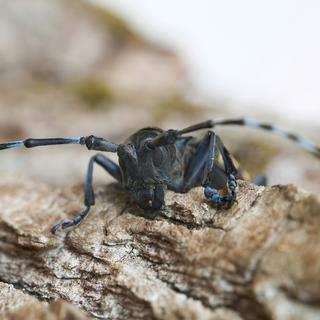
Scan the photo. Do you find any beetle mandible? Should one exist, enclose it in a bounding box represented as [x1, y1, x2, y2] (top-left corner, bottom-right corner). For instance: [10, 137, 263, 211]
[0, 118, 319, 234]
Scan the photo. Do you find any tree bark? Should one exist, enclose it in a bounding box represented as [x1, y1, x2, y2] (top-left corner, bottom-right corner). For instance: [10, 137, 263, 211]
[0, 174, 319, 319]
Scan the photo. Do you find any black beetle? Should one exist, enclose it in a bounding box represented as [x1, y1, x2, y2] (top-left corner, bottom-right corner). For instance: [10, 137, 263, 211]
[1, 118, 319, 234]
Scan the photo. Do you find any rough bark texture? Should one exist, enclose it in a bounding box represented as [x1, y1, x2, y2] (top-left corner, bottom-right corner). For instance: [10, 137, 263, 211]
[0, 174, 320, 320]
[0, 282, 89, 320]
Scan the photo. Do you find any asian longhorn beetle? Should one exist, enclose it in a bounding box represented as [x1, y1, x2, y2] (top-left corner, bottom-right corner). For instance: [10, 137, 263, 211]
[0, 119, 319, 234]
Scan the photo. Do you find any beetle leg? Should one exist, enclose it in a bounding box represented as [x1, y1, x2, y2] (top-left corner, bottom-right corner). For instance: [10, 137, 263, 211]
[93, 154, 122, 182]
[201, 132, 217, 185]
[204, 136, 239, 208]
[204, 173, 237, 208]
[182, 131, 216, 191]
[51, 154, 121, 234]
[172, 131, 226, 193]
[50, 206, 91, 234]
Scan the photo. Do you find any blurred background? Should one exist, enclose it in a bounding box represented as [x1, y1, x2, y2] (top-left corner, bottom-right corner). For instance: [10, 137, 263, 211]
[0, 0, 319, 194]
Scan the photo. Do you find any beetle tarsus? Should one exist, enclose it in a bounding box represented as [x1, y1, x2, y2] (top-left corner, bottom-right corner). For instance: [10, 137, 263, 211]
[50, 206, 91, 234]
[204, 186, 237, 208]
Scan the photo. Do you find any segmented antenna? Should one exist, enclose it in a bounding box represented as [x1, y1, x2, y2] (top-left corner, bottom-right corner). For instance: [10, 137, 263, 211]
[148, 119, 320, 158]
[212, 119, 320, 158]
[0, 138, 81, 150]
[0, 136, 118, 152]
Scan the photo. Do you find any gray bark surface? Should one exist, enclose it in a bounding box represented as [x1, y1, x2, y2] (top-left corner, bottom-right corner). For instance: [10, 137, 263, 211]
[0, 175, 319, 319]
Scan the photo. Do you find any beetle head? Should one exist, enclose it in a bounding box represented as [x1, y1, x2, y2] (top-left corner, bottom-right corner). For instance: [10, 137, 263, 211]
[117, 142, 171, 215]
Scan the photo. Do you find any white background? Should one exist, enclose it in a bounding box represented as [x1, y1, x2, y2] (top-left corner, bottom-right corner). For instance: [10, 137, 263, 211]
[92, 0, 320, 126]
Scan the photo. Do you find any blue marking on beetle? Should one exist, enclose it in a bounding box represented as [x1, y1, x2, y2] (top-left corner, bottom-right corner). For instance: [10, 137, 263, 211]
[204, 186, 215, 198]
[296, 137, 318, 153]
[212, 194, 221, 202]
[271, 127, 291, 139]
[6, 141, 24, 148]
[65, 138, 81, 144]
[243, 119, 261, 128]
[204, 186, 228, 206]
[242, 120, 319, 155]
[245, 120, 290, 138]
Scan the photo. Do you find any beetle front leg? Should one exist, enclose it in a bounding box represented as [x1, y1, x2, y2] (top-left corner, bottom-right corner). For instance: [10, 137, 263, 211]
[204, 173, 237, 208]
[51, 154, 121, 234]
[203, 135, 238, 208]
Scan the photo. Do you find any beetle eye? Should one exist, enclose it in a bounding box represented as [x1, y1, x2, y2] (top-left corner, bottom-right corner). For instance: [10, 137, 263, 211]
[153, 147, 165, 166]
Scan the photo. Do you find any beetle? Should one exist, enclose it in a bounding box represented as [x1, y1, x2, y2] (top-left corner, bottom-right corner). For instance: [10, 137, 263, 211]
[0, 118, 319, 234]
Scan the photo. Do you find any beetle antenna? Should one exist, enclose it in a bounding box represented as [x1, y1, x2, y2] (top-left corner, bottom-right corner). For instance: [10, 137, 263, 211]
[0, 135, 119, 153]
[179, 118, 320, 158]
[214, 119, 320, 158]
